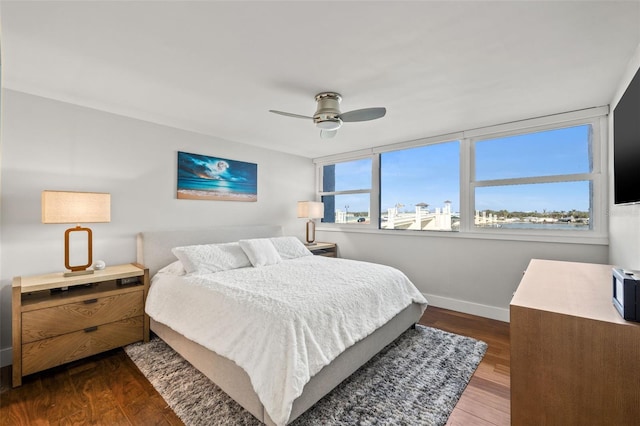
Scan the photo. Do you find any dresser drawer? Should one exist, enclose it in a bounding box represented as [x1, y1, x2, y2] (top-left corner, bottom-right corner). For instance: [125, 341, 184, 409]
[22, 290, 143, 343]
[21, 316, 143, 376]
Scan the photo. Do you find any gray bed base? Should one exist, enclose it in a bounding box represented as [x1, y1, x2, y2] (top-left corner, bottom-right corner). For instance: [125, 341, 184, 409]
[137, 225, 423, 425]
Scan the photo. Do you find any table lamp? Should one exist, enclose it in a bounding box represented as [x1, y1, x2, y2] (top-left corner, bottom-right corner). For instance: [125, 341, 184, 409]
[297, 201, 324, 245]
[42, 190, 111, 276]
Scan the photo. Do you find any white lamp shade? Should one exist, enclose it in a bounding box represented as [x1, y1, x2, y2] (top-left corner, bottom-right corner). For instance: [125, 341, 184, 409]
[297, 201, 324, 219]
[42, 191, 111, 224]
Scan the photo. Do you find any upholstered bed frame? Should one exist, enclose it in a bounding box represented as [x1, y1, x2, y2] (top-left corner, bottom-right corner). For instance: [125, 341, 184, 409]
[137, 225, 423, 425]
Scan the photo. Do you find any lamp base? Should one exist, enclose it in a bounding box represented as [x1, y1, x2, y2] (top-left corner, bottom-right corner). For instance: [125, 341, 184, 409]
[305, 219, 316, 244]
[65, 225, 94, 273]
[63, 269, 95, 277]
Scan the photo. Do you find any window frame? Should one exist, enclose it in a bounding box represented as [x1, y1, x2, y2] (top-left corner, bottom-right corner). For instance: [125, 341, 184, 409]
[313, 107, 609, 244]
[316, 153, 379, 228]
[462, 116, 606, 238]
[379, 138, 461, 232]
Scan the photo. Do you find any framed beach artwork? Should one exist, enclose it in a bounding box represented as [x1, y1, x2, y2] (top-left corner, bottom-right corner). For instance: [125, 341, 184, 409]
[177, 151, 257, 202]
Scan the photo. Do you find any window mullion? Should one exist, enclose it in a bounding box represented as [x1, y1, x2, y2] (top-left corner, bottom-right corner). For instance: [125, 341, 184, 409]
[460, 138, 473, 232]
[475, 173, 595, 188]
[371, 154, 381, 229]
[591, 116, 607, 233]
[316, 164, 323, 195]
[319, 189, 370, 196]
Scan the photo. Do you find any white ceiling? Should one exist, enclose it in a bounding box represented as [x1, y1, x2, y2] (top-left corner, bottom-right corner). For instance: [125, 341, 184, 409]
[1, 1, 639, 159]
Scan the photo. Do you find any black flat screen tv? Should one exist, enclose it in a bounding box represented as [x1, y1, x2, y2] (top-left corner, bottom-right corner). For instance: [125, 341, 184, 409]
[613, 66, 640, 205]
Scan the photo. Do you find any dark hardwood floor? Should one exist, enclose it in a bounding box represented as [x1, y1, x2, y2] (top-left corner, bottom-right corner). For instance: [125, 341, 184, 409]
[1, 306, 510, 425]
[0, 349, 182, 425]
[420, 307, 511, 425]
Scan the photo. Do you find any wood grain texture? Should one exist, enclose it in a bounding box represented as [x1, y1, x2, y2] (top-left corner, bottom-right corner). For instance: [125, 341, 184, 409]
[22, 317, 144, 376]
[20, 280, 144, 312]
[22, 291, 143, 343]
[18, 263, 145, 293]
[2, 307, 509, 425]
[135, 264, 151, 343]
[511, 307, 640, 425]
[12, 263, 150, 387]
[511, 259, 640, 425]
[11, 277, 23, 387]
[1, 349, 182, 426]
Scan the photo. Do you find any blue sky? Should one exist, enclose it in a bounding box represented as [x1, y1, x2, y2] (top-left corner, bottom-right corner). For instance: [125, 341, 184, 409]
[381, 141, 460, 212]
[329, 124, 591, 214]
[475, 125, 590, 180]
[474, 125, 590, 213]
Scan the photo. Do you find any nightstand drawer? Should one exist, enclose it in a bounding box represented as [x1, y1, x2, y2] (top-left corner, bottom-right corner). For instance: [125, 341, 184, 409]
[22, 291, 143, 343]
[21, 316, 143, 376]
[313, 250, 336, 257]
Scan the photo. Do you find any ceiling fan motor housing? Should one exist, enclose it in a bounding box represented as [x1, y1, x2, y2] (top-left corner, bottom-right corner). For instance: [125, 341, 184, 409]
[314, 92, 342, 130]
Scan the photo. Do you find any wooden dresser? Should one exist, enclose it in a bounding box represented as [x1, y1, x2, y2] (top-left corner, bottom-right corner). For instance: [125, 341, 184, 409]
[12, 263, 150, 387]
[510, 259, 640, 425]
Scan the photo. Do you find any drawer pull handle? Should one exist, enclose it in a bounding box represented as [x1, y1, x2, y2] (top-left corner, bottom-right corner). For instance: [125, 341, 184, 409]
[83, 299, 98, 304]
[84, 326, 98, 333]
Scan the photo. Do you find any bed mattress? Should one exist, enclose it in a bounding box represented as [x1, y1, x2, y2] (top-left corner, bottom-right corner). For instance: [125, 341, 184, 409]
[146, 255, 427, 425]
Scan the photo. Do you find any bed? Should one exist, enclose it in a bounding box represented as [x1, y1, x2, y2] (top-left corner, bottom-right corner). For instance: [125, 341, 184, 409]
[137, 225, 427, 425]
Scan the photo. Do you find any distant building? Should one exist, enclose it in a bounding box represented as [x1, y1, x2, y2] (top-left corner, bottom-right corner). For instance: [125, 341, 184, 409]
[383, 200, 453, 230]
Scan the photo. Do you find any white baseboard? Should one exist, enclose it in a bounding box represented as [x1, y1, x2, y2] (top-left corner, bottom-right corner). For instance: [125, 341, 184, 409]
[1, 347, 12, 368]
[423, 293, 510, 323]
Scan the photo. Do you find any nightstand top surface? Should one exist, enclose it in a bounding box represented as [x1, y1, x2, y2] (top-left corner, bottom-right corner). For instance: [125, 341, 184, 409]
[14, 263, 145, 293]
[306, 242, 335, 249]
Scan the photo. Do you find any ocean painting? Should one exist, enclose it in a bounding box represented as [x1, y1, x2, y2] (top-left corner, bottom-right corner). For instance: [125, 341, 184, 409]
[177, 151, 257, 202]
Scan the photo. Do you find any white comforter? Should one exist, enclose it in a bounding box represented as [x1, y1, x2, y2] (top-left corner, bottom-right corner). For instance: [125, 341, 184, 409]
[145, 255, 427, 426]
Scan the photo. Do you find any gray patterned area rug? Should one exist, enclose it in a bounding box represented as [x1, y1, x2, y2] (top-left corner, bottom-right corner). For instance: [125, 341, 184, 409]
[125, 325, 487, 426]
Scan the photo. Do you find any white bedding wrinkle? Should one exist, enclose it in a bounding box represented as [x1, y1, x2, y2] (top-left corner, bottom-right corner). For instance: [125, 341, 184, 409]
[145, 256, 427, 426]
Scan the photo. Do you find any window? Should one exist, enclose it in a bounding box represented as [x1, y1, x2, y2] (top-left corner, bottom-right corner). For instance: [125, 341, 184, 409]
[472, 124, 595, 231]
[320, 158, 372, 224]
[314, 108, 606, 241]
[380, 141, 460, 231]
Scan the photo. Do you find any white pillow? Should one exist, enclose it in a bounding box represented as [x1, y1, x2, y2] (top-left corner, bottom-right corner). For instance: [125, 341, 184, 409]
[270, 236, 312, 259]
[156, 260, 186, 276]
[171, 242, 251, 274]
[239, 238, 282, 267]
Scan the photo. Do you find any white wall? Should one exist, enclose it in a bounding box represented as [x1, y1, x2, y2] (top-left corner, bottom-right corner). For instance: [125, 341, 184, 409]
[609, 42, 640, 270]
[0, 90, 315, 365]
[5, 56, 636, 364]
[317, 230, 608, 322]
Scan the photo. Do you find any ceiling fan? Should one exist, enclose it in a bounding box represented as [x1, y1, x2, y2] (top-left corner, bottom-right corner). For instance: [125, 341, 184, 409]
[269, 92, 386, 139]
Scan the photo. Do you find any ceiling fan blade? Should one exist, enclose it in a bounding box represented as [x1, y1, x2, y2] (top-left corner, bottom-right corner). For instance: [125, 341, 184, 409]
[339, 107, 386, 122]
[320, 129, 338, 139]
[269, 110, 313, 120]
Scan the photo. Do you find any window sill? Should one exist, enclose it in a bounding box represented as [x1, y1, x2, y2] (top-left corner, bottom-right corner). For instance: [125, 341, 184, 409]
[316, 225, 609, 245]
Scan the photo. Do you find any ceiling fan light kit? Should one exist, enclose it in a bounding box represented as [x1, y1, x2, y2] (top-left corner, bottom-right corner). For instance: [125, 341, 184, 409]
[315, 119, 342, 131]
[314, 92, 343, 130]
[269, 91, 386, 138]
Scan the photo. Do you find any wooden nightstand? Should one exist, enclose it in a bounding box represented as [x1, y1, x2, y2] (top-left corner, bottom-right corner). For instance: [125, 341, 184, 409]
[12, 263, 150, 387]
[307, 242, 337, 258]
